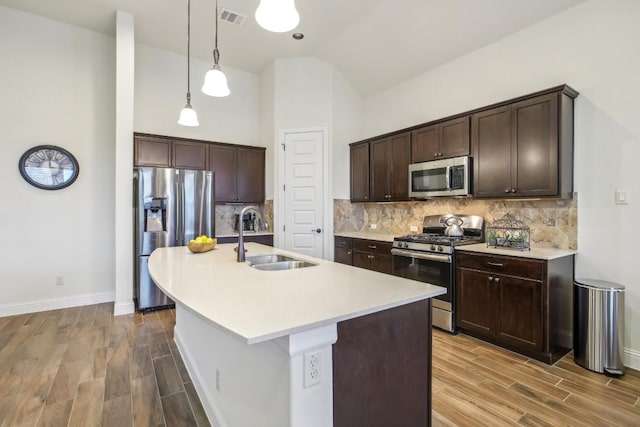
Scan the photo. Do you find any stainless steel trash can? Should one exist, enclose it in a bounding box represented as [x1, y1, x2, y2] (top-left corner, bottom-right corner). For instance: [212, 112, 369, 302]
[574, 279, 625, 377]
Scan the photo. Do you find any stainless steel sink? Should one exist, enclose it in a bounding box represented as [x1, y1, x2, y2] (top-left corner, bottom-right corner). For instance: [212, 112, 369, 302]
[246, 253, 317, 271]
[245, 254, 297, 265]
[250, 260, 317, 271]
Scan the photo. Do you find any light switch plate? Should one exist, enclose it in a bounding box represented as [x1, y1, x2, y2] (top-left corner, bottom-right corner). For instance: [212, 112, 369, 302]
[615, 190, 629, 205]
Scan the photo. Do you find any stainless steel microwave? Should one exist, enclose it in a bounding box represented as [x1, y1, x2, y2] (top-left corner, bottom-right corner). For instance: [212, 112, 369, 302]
[409, 156, 471, 198]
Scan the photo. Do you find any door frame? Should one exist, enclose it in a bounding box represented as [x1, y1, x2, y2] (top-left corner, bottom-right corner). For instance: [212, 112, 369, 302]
[275, 127, 332, 260]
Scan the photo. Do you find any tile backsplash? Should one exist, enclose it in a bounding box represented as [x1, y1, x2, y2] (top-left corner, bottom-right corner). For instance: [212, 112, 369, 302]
[215, 200, 273, 235]
[334, 196, 577, 249]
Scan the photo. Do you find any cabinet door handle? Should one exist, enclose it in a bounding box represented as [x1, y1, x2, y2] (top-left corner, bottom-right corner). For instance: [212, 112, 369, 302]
[511, 189, 516, 193]
[368, 245, 377, 249]
[488, 276, 494, 282]
[347, 250, 352, 255]
[487, 262, 504, 267]
[494, 277, 500, 283]
[504, 188, 510, 193]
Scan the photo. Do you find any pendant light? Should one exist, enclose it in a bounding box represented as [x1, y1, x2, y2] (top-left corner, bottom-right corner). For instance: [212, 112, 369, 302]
[202, 0, 230, 97]
[178, 0, 199, 127]
[255, 0, 300, 33]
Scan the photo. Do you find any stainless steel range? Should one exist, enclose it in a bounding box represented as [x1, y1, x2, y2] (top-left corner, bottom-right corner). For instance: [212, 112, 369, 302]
[391, 214, 484, 333]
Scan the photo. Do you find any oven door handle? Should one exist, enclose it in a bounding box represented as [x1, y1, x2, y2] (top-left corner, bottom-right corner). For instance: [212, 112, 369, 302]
[391, 249, 451, 263]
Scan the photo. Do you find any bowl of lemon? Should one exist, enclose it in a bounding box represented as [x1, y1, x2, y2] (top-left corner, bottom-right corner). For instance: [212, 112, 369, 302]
[187, 235, 217, 253]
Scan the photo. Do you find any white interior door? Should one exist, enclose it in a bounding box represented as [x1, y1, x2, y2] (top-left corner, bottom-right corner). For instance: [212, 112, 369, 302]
[282, 130, 324, 258]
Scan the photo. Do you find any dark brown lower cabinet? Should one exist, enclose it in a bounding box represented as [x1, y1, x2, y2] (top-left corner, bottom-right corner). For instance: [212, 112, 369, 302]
[333, 300, 432, 427]
[456, 251, 574, 364]
[352, 239, 392, 274]
[334, 236, 353, 265]
[216, 234, 273, 246]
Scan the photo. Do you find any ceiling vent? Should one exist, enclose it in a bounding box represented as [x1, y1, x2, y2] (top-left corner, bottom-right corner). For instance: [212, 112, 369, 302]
[219, 9, 246, 26]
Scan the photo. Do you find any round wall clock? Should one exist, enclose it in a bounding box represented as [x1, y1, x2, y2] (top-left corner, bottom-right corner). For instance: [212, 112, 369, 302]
[19, 145, 80, 190]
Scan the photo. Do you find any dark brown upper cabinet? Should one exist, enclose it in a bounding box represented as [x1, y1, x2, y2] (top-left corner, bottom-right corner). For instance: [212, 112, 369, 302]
[134, 133, 266, 204]
[350, 133, 410, 203]
[173, 140, 207, 170]
[411, 116, 470, 163]
[134, 134, 172, 168]
[134, 133, 207, 170]
[209, 144, 265, 203]
[350, 143, 370, 202]
[472, 87, 576, 199]
[370, 133, 411, 202]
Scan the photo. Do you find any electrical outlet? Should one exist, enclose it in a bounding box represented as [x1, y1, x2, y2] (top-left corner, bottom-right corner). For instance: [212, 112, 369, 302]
[55, 276, 64, 286]
[370, 223, 377, 230]
[303, 350, 321, 388]
[545, 218, 556, 227]
[216, 369, 221, 391]
[410, 225, 418, 232]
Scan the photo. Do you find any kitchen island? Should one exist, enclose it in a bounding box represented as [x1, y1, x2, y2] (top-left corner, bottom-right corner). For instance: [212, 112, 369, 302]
[149, 243, 445, 427]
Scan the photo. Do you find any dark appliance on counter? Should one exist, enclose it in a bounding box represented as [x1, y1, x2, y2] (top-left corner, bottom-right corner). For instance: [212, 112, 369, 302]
[134, 167, 215, 311]
[234, 211, 257, 232]
[392, 214, 484, 333]
[408, 155, 471, 199]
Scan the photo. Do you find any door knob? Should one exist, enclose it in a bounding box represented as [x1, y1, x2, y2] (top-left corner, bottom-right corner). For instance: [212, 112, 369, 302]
[312, 228, 322, 233]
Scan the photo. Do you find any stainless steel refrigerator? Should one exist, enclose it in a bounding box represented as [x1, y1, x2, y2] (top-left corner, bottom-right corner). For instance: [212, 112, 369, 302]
[134, 167, 215, 311]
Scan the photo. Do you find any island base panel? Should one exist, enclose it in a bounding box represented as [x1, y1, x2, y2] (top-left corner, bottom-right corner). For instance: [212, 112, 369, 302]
[333, 300, 432, 427]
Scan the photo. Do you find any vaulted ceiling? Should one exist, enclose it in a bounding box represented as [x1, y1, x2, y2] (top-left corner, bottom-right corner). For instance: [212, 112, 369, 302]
[0, 0, 585, 97]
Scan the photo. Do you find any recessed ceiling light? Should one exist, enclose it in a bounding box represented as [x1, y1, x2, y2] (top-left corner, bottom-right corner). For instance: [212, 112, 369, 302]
[292, 33, 304, 40]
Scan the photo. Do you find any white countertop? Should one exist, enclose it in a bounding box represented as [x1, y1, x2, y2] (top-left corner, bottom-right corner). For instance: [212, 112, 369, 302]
[148, 243, 445, 344]
[334, 232, 396, 242]
[457, 243, 576, 260]
[216, 231, 274, 238]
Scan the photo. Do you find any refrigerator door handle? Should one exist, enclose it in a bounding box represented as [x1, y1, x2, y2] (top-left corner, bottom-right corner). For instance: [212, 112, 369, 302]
[175, 179, 183, 246]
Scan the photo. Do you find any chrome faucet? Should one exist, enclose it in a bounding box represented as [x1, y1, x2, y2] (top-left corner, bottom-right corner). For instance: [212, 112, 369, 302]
[236, 205, 263, 262]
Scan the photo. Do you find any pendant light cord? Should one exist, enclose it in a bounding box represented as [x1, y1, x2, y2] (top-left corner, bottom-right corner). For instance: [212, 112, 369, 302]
[186, 0, 192, 104]
[213, 0, 220, 65]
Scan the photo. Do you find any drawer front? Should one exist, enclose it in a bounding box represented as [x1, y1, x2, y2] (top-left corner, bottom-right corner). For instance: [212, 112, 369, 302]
[456, 252, 544, 281]
[353, 239, 393, 256]
[335, 236, 353, 249]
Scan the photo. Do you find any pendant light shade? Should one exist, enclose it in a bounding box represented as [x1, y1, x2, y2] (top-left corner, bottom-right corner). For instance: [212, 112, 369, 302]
[255, 0, 300, 33]
[202, 65, 230, 97]
[179, 0, 199, 126]
[178, 102, 199, 127]
[202, 0, 230, 97]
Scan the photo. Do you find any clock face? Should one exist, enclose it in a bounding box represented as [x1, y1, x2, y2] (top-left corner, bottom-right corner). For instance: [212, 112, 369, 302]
[19, 145, 79, 190]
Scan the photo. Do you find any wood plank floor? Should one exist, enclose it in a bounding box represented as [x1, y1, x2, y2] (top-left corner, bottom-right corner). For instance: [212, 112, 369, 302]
[431, 329, 640, 426]
[1, 303, 639, 426]
[0, 303, 208, 427]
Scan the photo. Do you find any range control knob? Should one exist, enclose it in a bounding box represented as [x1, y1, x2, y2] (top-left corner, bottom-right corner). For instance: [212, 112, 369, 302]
[438, 246, 444, 252]
[430, 245, 436, 251]
[402, 242, 408, 248]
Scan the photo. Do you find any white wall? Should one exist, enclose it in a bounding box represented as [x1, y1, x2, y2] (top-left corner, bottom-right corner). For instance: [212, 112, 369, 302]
[114, 11, 135, 315]
[135, 44, 261, 146]
[0, 5, 263, 314]
[360, 0, 640, 364]
[0, 6, 116, 313]
[259, 62, 276, 199]
[331, 68, 364, 199]
[269, 57, 363, 256]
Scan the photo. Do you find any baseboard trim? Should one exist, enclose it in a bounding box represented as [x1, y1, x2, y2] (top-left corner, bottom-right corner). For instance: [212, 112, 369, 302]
[0, 291, 115, 317]
[174, 327, 226, 427]
[625, 347, 640, 371]
[114, 301, 135, 316]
